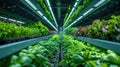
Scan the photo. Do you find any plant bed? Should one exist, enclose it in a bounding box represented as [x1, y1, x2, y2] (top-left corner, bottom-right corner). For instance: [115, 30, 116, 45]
[51, 50, 60, 67]
[0, 34, 60, 67]
[59, 35, 120, 67]
[0, 21, 50, 43]
[74, 15, 120, 42]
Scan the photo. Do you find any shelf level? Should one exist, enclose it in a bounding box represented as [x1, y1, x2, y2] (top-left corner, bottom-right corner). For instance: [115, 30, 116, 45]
[0, 35, 53, 59]
[73, 36, 120, 54]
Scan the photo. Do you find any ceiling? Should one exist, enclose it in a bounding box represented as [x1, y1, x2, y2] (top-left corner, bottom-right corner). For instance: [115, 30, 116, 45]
[0, 0, 120, 30]
[0, 0, 75, 29]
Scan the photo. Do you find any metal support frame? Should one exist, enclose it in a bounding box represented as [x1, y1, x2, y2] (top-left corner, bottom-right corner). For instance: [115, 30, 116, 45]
[58, 27, 63, 65]
[74, 36, 120, 54]
[0, 35, 53, 59]
[57, 0, 61, 26]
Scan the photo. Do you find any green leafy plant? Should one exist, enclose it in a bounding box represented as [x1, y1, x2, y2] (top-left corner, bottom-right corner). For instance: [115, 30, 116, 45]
[0, 21, 49, 39]
[64, 27, 77, 34]
[74, 15, 120, 42]
[0, 34, 59, 67]
[59, 35, 120, 67]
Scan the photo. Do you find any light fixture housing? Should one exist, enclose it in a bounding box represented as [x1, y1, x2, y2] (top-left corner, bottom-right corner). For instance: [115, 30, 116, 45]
[94, 0, 105, 7]
[25, 0, 37, 10]
[83, 8, 94, 16]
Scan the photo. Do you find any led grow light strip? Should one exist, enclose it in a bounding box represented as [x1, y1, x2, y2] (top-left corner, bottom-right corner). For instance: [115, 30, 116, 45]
[63, 0, 81, 27]
[37, 11, 43, 16]
[83, 8, 93, 16]
[94, 0, 105, 7]
[0, 16, 7, 19]
[43, 16, 58, 31]
[0, 16, 25, 24]
[63, 16, 83, 31]
[74, 2, 78, 7]
[17, 21, 25, 24]
[25, 0, 37, 10]
[9, 19, 25, 24]
[46, 0, 58, 28]
[9, 19, 16, 22]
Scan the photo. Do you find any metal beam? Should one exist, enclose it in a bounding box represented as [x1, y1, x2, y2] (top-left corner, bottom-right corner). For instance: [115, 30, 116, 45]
[0, 35, 53, 59]
[57, 0, 61, 21]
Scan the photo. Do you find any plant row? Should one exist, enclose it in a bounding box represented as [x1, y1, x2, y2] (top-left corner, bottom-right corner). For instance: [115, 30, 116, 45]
[0, 34, 60, 67]
[0, 21, 49, 39]
[0, 34, 120, 67]
[74, 15, 120, 42]
[64, 27, 77, 34]
[59, 35, 120, 67]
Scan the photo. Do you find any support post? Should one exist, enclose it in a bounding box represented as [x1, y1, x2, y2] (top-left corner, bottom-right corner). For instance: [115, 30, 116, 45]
[58, 27, 63, 67]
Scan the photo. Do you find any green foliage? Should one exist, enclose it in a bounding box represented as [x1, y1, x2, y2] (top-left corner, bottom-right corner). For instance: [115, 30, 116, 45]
[64, 27, 77, 34]
[0, 35, 59, 67]
[59, 35, 120, 67]
[1, 34, 120, 67]
[0, 21, 49, 39]
[28, 21, 49, 35]
[74, 15, 120, 42]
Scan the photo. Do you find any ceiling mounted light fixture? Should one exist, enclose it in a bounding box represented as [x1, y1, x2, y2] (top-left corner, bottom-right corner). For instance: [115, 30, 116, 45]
[46, 0, 58, 28]
[94, 0, 105, 7]
[25, 0, 37, 10]
[37, 11, 43, 16]
[83, 8, 94, 16]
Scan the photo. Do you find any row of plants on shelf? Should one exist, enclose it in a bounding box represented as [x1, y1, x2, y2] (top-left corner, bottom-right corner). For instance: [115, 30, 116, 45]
[59, 35, 120, 67]
[27, 21, 49, 35]
[37, 0, 53, 21]
[74, 15, 120, 42]
[64, 27, 77, 35]
[0, 21, 49, 39]
[64, 0, 93, 27]
[0, 34, 60, 67]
